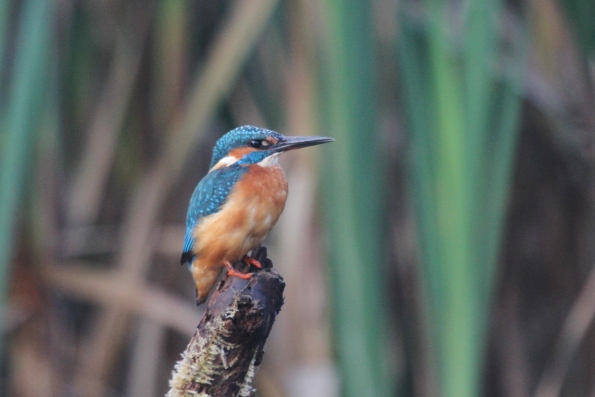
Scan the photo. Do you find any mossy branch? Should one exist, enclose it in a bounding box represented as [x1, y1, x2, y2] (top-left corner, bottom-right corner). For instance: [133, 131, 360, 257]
[167, 247, 285, 397]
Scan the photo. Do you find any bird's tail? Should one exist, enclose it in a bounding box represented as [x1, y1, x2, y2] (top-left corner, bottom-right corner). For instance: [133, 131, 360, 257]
[191, 259, 222, 305]
[180, 251, 193, 267]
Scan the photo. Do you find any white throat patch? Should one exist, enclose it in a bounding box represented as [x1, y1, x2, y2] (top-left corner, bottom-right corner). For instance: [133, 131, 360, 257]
[257, 153, 279, 168]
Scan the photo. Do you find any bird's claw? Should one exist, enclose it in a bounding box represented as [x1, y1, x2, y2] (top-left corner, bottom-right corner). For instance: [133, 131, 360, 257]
[224, 260, 253, 280]
[242, 255, 262, 269]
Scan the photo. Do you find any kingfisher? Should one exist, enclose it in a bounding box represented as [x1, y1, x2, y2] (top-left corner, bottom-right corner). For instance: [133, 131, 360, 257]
[181, 125, 333, 304]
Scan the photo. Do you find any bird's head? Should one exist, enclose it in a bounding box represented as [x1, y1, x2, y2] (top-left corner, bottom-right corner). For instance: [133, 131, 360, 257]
[209, 125, 334, 171]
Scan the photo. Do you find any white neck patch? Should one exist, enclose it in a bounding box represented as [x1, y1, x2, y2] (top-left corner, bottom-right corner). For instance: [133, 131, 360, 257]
[209, 152, 279, 172]
[209, 155, 239, 172]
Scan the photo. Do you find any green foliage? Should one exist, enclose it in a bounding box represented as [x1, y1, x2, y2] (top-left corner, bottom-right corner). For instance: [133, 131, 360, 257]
[0, 0, 53, 385]
[0, 0, 8, 92]
[560, 0, 595, 56]
[2, 0, 589, 396]
[397, 1, 522, 396]
[321, 1, 392, 396]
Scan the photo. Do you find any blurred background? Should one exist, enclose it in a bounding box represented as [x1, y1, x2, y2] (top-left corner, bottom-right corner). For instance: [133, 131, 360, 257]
[1, 0, 595, 396]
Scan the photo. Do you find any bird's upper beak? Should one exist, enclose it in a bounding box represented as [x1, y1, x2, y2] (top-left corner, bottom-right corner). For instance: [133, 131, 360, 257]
[271, 135, 334, 153]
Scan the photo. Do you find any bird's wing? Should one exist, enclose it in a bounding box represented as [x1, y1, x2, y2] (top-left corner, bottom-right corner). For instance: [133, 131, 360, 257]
[181, 164, 248, 265]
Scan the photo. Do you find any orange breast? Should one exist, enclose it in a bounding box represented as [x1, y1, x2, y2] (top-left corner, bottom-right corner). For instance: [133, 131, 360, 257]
[193, 164, 288, 266]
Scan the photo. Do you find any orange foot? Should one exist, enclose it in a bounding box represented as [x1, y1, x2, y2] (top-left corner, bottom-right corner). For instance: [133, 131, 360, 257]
[224, 260, 252, 280]
[242, 255, 262, 269]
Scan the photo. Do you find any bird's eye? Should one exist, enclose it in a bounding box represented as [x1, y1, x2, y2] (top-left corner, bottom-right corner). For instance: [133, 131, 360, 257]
[249, 139, 263, 148]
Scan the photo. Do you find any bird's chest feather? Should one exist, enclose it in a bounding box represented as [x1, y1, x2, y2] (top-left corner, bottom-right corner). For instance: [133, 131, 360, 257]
[193, 165, 288, 261]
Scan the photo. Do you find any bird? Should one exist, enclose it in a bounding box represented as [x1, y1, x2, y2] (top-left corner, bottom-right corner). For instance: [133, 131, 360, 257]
[181, 125, 334, 304]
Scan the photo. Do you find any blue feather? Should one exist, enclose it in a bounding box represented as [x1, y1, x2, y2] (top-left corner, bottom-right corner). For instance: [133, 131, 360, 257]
[181, 163, 249, 265]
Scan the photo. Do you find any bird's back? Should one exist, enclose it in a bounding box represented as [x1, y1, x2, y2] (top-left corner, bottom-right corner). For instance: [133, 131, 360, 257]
[181, 164, 248, 265]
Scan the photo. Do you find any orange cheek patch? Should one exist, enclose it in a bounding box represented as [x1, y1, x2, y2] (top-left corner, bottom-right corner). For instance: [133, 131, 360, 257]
[264, 137, 279, 146]
[229, 147, 257, 159]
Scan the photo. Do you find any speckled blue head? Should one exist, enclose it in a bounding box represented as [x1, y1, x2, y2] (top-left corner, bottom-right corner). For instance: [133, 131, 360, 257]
[210, 125, 284, 168]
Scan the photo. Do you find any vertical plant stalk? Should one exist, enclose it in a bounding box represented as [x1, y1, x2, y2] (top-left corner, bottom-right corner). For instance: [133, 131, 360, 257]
[321, 1, 391, 396]
[0, 0, 52, 377]
[425, 6, 477, 395]
[397, 1, 522, 396]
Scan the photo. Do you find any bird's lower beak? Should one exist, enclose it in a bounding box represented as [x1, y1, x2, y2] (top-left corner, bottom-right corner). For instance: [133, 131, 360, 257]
[271, 135, 334, 153]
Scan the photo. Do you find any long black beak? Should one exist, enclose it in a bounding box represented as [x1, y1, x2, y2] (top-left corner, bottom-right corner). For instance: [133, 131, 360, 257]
[271, 135, 334, 153]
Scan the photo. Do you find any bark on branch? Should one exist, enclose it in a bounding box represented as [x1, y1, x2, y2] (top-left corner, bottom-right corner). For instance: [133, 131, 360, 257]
[167, 247, 285, 397]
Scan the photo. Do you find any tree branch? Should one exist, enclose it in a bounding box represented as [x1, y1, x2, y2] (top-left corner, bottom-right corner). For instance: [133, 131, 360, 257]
[167, 247, 285, 397]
